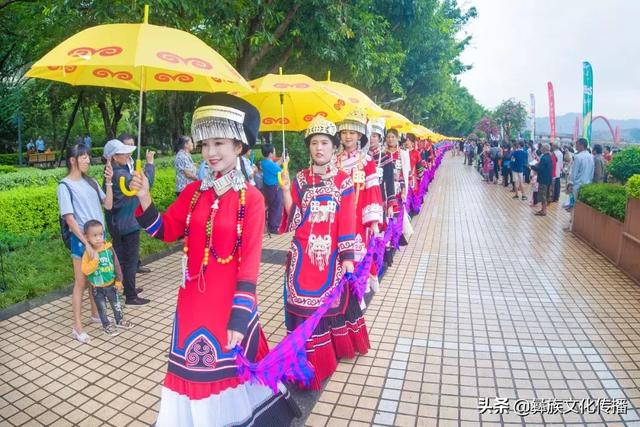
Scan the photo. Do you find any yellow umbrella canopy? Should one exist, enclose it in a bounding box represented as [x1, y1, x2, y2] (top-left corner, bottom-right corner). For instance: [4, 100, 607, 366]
[237, 73, 346, 132]
[319, 79, 383, 115]
[25, 22, 251, 93]
[25, 6, 250, 196]
[407, 124, 435, 139]
[372, 109, 413, 131]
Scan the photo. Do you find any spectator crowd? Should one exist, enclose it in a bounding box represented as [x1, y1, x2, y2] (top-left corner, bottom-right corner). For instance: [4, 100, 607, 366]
[458, 137, 611, 217]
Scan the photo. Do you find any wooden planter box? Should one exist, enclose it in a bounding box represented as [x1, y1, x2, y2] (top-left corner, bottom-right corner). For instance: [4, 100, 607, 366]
[573, 201, 624, 264]
[573, 199, 640, 284]
[619, 198, 640, 284]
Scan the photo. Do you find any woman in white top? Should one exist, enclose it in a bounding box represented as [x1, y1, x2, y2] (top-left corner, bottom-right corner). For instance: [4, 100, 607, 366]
[57, 143, 113, 343]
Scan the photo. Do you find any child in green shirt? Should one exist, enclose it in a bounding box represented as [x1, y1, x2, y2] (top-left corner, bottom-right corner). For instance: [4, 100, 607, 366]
[81, 220, 132, 336]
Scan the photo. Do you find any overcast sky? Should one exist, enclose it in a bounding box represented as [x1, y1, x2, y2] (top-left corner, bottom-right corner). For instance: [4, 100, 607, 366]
[458, 0, 640, 119]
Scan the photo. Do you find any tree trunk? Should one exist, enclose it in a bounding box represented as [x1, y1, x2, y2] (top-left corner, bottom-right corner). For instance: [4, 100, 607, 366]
[81, 99, 91, 134]
[56, 91, 84, 167]
[97, 100, 115, 139]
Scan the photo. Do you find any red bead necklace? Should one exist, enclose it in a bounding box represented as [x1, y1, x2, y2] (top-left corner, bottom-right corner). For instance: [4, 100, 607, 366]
[182, 188, 246, 285]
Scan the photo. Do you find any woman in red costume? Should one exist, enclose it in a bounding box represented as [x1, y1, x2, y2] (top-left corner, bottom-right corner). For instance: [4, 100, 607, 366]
[130, 94, 298, 426]
[280, 116, 370, 390]
[335, 109, 383, 305]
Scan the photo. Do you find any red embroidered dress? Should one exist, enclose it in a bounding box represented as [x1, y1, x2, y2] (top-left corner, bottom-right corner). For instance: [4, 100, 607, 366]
[137, 175, 297, 426]
[335, 150, 383, 261]
[380, 150, 407, 217]
[283, 167, 370, 390]
[408, 148, 421, 189]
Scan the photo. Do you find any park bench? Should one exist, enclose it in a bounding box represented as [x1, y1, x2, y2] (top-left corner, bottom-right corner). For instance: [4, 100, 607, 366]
[27, 153, 56, 168]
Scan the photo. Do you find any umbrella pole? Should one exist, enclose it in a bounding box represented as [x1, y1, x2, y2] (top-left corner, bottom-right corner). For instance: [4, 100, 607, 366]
[137, 67, 144, 165]
[280, 93, 286, 157]
[119, 67, 144, 197]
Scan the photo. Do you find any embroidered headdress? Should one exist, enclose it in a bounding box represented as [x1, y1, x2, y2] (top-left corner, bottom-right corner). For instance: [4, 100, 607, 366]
[304, 116, 339, 147]
[191, 93, 260, 147]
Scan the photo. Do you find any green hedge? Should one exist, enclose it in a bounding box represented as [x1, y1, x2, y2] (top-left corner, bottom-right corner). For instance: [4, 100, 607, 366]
[0, 165, 18, 174]
[607, 147, 640, 183]
[0, 168, 177, 240]
[0, 147, 107, 166]
[0, 154, 185, 190]
[626, 174, 640, 199]
[0, 153, 19, 165]
[578, 183, 627, 222]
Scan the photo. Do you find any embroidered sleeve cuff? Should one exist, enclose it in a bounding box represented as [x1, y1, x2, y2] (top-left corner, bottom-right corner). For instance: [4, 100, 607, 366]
[136, 202, 164, 239]
[339, 250, 355, 262]
[362, 203, 383, 225]
[338, 237, 355, 261]
[228, 281, 256, 334]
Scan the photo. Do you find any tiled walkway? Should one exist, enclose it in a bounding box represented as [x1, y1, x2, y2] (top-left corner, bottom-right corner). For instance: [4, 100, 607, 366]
[1, 155, 639, 426]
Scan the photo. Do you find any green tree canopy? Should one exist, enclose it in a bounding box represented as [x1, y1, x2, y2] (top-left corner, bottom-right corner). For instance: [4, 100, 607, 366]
[0, 0, 484, 155]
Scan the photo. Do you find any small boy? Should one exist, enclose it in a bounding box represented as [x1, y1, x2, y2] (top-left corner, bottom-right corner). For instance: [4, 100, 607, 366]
[81, 220, 132, 336]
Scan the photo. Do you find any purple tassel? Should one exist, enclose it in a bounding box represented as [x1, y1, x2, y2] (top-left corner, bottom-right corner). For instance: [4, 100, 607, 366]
[233, 144, 455, 393]
[235, 272, 356, 393]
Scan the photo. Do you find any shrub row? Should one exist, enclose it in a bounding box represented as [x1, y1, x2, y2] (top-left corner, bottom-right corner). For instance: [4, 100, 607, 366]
[0, 154, 183, 190]
[0, 165, 18, 174]
[0, 168, 177, 241]
[0, 147, 105, 166]
[626, 174, 640, 199]
[578, 183, 627, 222]
[607, 146, 640, 183]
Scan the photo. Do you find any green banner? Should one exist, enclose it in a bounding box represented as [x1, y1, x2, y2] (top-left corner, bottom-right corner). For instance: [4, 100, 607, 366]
[582, 61, 593, 143]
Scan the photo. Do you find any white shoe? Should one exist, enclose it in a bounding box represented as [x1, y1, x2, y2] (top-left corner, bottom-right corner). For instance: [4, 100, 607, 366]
[369, 276, 379, 293]
[359, 298, 367, 311]
[72, 328, 90, 344]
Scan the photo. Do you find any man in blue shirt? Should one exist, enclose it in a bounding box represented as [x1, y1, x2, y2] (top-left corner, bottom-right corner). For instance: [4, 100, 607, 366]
[36, 135, 45, 153]
[260, 143, 284, 234]
[511, 141, 528, 200]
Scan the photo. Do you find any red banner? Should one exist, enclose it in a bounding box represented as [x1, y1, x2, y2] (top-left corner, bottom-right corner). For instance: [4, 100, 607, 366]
[547, 81, 556, 141]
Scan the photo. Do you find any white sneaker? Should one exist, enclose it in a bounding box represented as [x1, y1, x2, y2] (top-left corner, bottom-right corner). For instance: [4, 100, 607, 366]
[359, 298, 367, 311]
[369, 276, 379, 293]
[72, 328, 90, 344]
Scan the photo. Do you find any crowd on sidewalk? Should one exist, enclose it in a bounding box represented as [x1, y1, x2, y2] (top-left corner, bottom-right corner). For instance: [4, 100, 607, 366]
[456, 137, 611, 217]
[55, 93, 450, 426]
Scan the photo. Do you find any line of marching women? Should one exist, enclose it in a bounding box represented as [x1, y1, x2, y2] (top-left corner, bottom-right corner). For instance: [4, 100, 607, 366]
[128, 95, 449, 426]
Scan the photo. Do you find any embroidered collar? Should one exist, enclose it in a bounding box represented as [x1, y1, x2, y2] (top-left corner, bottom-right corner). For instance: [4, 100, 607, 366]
[200, 169, 246, 196]
[310, 162, 337, 180]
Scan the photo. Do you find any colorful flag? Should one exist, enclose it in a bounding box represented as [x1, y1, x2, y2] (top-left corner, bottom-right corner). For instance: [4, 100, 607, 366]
[529, 93, 536, 141]
[582, 61, 593, 143]
[547, 82, 556, 142]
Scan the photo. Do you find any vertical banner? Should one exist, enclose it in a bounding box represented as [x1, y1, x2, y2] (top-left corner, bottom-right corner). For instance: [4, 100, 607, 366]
[547, 82, 556, 142]
[529, 93, 536, 141]
[573, 116, 579, 141]
[582, 61, 593, 143]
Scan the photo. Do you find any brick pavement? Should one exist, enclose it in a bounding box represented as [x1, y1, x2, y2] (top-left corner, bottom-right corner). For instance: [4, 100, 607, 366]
[1, 154, 639, 426]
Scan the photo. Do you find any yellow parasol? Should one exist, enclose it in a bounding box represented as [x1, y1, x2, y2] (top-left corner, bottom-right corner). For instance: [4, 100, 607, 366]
[237, 70, 345, 135]
[372, 109, 413, 131]
[25, 5, 251, 195]
[237, 69, 349, 184]
[319, 71, 383, 116]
